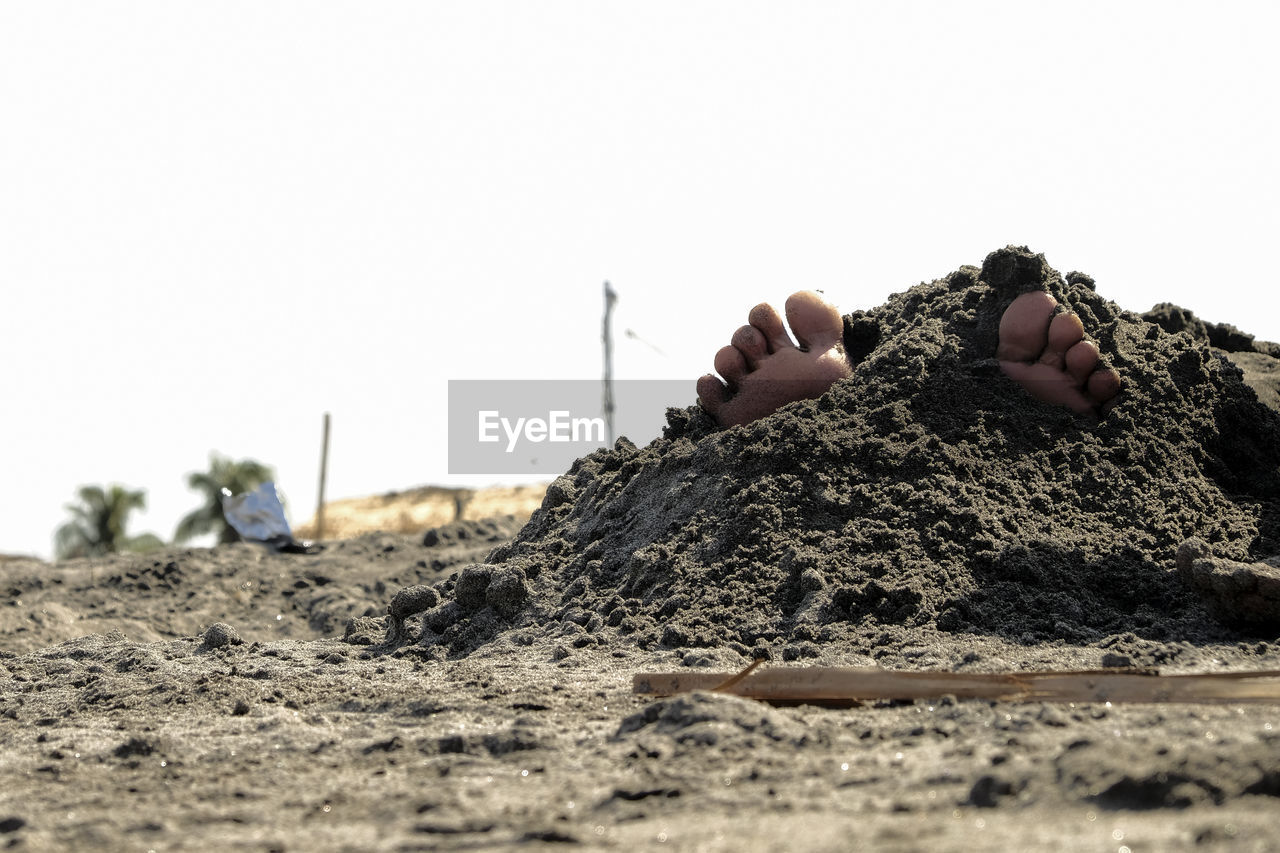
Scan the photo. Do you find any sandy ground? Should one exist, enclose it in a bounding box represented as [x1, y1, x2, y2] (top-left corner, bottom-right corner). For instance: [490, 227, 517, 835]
[5, 249, 1280, 851]
[2, 523, 1278, 852]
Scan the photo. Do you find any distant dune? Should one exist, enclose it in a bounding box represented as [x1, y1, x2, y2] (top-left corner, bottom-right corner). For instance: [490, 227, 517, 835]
[293, 482, 548, 541]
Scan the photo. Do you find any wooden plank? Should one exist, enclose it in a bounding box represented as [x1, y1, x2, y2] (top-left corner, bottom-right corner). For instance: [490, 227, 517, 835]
[633, 666, 1280, 705]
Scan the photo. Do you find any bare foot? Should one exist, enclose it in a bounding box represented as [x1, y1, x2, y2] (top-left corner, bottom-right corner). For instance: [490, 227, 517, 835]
[697, 291, 853, 427]
[996, 291, 1122, 415]
[698, 289, 1123, 428]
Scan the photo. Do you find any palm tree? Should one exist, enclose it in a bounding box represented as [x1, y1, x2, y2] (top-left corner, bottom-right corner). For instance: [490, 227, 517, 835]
[175, 453, 276, 545]
[54, 484, 158, 560]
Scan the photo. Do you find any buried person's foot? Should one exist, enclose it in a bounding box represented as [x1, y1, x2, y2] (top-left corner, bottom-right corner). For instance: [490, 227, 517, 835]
[698, 288, 1124, 428]
[697, 291, 853, 428]
[996, 291, 1122, 415]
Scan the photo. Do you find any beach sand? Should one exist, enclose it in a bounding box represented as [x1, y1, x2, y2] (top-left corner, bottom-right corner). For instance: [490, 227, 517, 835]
[3, 246, 1279, 851]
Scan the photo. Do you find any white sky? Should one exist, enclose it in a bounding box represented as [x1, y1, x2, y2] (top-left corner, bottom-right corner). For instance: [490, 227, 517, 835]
[3, 1, 1278, 559]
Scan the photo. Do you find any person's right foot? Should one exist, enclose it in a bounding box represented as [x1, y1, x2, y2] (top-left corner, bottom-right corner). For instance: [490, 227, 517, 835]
[996, 291, 1122, 414]
[696, 291, 853, 428]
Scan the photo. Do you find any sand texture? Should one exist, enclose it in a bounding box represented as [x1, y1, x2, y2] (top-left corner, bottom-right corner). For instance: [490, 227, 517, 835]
[4, 246, 1280, 851]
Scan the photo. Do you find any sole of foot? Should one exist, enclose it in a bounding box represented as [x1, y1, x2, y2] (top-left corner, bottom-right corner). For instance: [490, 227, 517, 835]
[996, 291, 1122, 415]
[697, 288, 1123, 428]
[697, 291, 853, 428]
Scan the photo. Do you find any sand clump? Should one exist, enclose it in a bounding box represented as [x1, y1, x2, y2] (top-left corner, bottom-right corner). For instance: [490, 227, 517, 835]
[1177, 539, 1280, 631]
[400, 246, 1280, 663]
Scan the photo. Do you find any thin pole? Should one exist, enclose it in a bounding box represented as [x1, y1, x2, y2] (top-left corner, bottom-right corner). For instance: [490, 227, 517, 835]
[316, 412, 331, 540]
[602, 281, 617, 446]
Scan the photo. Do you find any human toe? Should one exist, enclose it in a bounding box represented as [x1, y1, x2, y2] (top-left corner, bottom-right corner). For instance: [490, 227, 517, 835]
[1088, 367, 1122, 404]
[1064, 339, 1101, 383]
[714, 344, 749, 387]
[731, 324, 769, 368]
[785, 291, 845, 351]
[1041, 312, 1086, 369]
[997, 291, 1058, 362]
[697, 374, 729, 416]
[747, 302, 792, 352]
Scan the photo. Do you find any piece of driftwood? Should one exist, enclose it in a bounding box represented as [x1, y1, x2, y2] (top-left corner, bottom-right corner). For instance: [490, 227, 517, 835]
[633, 664, 1280, 706]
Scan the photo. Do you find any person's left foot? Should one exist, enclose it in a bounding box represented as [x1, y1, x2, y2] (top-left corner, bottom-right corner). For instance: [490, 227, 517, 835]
[996, 291, 1122, 414]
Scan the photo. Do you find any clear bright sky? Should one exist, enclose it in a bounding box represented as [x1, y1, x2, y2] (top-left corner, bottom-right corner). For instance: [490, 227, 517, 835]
[3, 1, 1278, 559]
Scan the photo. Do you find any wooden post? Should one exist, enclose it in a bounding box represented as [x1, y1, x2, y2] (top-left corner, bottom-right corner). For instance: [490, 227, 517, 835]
[602, 281, 617, 446]
[316, 412, 330, 540]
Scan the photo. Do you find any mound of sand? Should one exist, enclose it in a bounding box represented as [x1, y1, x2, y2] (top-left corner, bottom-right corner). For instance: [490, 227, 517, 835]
[398, 246, 1280, 662]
